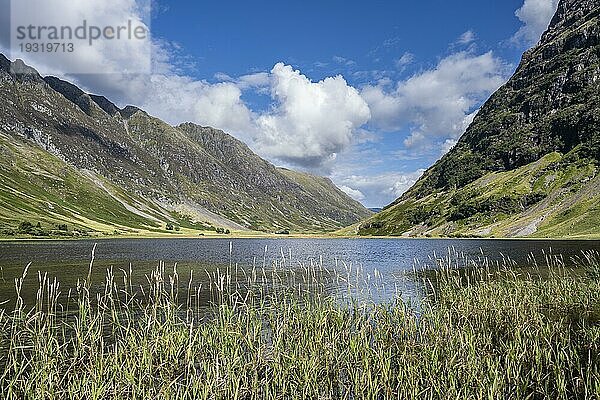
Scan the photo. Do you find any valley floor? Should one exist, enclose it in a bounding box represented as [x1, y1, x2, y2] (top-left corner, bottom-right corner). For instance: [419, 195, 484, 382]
[3, 229, 600, 241]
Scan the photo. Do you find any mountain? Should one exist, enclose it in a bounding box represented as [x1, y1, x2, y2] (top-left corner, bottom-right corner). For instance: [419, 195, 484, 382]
[0, 55, 370, 237]
[357, 0, 600, 239]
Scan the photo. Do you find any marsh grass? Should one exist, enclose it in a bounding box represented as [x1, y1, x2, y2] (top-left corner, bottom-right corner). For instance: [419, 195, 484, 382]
[0, 248, 599, 399]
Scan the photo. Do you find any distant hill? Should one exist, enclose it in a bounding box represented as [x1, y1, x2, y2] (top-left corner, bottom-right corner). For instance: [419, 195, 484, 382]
[0, 56, 370, 237]
[358, 0, 600, 238]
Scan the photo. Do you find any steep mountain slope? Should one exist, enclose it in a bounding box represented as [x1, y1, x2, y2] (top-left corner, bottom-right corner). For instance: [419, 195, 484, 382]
[0, 55, 370, 237]
[178, 124, 369, 229]
[358, 0, 600, 238]
[277, 168, 370, 225]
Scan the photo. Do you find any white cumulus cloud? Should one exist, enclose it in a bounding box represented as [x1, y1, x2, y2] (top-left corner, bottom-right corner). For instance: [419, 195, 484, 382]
[255, 63, 371, 168]
[362, 51, 508, 153]
[339, 186, 365, 201]
[4, 0, 153, 75]
[512, 0, 560, 46]
[134, 77, 256, 138]
[333, 170, 425, 207]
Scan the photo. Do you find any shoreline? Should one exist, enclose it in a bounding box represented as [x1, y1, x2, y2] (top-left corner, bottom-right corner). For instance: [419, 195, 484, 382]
[1, 232, 600, 242]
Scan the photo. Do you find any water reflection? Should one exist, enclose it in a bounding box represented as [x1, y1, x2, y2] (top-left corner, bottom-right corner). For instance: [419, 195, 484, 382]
[0, 238, 598, 312]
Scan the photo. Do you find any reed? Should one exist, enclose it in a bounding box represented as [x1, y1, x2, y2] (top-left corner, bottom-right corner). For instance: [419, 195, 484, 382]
[0, 249, 598, 399]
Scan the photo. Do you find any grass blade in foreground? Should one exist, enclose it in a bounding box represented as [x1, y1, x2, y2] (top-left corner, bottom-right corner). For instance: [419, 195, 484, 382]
[0, 252, 599, 399]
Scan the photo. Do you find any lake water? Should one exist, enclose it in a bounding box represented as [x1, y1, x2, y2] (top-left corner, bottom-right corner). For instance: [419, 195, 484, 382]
[0, 238, 598, 308]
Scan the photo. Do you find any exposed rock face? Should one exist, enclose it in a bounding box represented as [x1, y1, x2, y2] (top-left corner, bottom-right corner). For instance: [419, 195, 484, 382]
[0, 54, 12, 72]
[89, 95, 120, 116]
[0, 57, 370, 234]
[359, 0, 600, 238]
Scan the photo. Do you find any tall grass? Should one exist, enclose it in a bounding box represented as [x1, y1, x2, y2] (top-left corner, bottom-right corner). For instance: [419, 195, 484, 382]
[0, 249, 599, 399]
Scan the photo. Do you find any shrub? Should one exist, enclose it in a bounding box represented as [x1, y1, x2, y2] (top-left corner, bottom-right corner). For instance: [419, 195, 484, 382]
[17, 221, 34, 234]
[0, 228, 15, 236]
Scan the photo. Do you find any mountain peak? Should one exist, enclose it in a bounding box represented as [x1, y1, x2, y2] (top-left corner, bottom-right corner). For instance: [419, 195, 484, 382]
[0, 53, 11, 72]
[120, 105, 144, 119]
[0, 57, 44, 83]
[548, 0, 599, 33]
[90, 95, 120, 116]
[11, 59, 38, 74]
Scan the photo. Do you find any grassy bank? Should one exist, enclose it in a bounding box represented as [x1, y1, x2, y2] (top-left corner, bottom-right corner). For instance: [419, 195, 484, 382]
[0, 253, 599, 399]
[0, 228, 337, 241]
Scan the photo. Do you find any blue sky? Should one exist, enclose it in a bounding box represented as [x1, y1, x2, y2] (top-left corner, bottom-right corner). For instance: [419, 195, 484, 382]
[154, 0, 523, 80]
[0, 0, 560, 207]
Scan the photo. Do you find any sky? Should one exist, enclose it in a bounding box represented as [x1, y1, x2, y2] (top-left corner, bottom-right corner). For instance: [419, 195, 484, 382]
[0, 0, 561, 207]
